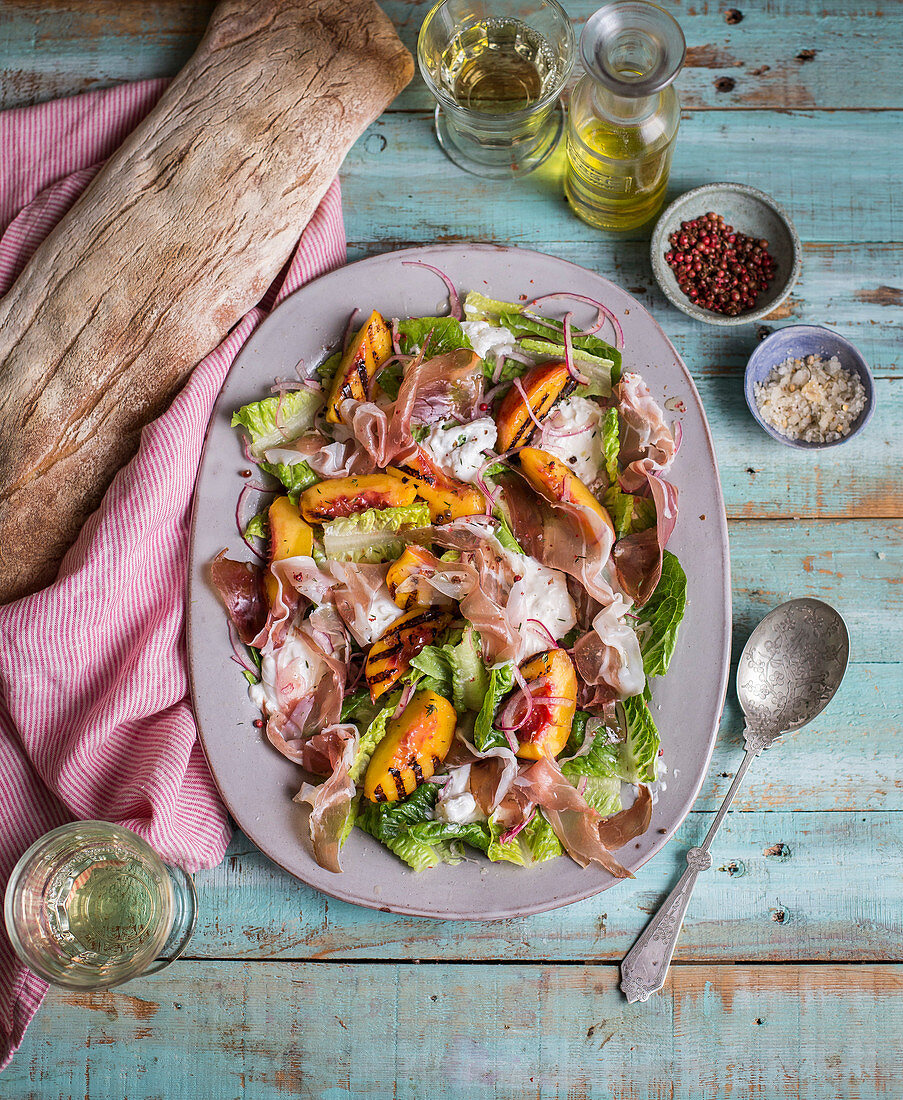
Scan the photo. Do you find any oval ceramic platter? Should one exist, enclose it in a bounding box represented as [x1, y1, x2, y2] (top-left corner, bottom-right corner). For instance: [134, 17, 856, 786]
[187, 244, 731, 920]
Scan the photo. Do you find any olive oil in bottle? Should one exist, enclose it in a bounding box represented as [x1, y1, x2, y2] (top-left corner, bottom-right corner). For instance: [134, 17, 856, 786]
[565, 3, 686, 231]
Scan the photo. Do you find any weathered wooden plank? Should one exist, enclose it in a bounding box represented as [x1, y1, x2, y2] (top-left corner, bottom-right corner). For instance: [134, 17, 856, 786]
[6, 963, 903, 1098]
[705, 377, 902, 519]
[186, 810, 903, 964]
[1, 0, 901, 112]
[341, 111, 902, 247]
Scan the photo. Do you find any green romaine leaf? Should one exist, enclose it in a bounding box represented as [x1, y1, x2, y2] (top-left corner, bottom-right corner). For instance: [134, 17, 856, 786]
[231, 390, 323, 459]
[258, 458, 319, 499]
[580, 776, 622, 817]
[360, 800, 459, 871]
[408, 814, 523, 865]
[357, 782, 439, 840]
[637, 551, 687, 679]
[409, 628, 489, 713]
[517, 337, 614, 398]
[561, 721, 622, 781]
[618, 696, 660, 784]
[339, 793, 360, 847]
[241, 669, 260, 687]
[473, 663, 515, 751]
[349, 693, 402, 784]
[243, 512, 267, 540]
[563, 710, 590, 757]
[396, 317, 473, 358]
[341, 689, 380, 726]
[492, 510, 524, 554]
[522, 810, 564, 863]
[316, 350, 341, 386]
[376, 360, 403, 400]
[462, 290, 621, 379]
[603, 486, 657, 539]
[322, 503, 431, 564]
[463, 292, 524, 323]
[601, 407, 620, 486]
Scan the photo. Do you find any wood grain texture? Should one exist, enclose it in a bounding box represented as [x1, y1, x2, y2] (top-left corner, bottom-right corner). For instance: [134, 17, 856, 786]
[184, 811, 903, 963]
[0, 0, 413, 601]
[5, 963, 903, 1098]
[1, 0, 901, 112]
[338, 111, 903, 246]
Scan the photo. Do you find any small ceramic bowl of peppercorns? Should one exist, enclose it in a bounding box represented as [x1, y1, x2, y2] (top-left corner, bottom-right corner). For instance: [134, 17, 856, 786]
[650, 183, 801, 326]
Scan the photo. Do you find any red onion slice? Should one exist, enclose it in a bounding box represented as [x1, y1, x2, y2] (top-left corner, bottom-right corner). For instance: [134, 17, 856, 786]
[526, 292, 624, 349]
[561, 311, 590, 387]
[526, 618, 560, 649]
[402, 261, 463, 321]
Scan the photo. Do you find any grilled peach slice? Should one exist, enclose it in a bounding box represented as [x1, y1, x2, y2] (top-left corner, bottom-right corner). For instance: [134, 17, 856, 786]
[496, 361, 576, 452]
[325, 310, 393, 424]
[264, 495, 313, 606]
[365, 606, 455, 702]
[364, 690, 456, 803]
[386, 546, 454, 611]
[518, 447, 615, 540]
[297, 474, 417, 525]
[515, 648, 578, 761]
[386, 448, 485, 523]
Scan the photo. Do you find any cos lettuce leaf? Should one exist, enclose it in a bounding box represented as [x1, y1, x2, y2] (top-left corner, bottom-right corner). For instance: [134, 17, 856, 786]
[322, 504, 431, 564]
[521, 811, 564, 863]
[259, 458, 319, 498]
[637, 551, 687, 679]
[232, 390, 323, 460]
[349, 692, 401, 784]
[462, 291, 620, 389]
[357, 784, 450, 870]
[601, 407, 620, 487]
[619, 696, 660, 784]
[473, 663, 515, 752]
[396, 317, 473, 358]
[409, 628, 489, 713]
[406, 814, 524, 866]
[492, 510, 524, 554]
[603, 486, 657, 539]
[243, 512, 267, 540]
[580, 776, 622, 817]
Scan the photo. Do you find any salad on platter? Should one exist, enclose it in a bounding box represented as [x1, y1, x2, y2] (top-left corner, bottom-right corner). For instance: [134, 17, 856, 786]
[212, 266, 686, 877]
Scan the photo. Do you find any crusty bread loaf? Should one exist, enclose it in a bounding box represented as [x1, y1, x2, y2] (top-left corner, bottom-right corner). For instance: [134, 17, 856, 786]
[0, 0, 413, 603]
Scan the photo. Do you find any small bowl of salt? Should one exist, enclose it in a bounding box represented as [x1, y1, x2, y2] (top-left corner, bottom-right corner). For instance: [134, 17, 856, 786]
[744, 325, 874, 449]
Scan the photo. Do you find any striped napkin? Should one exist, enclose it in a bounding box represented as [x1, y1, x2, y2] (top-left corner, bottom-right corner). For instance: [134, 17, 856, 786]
[0, 79, 346, 1071]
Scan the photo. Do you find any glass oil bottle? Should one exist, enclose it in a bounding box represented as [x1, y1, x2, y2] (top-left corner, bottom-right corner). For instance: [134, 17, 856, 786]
[565, 1, 685, 231]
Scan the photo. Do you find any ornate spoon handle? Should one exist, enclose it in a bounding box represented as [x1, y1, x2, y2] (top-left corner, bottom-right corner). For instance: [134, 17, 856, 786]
[620, 736, 766, 1004]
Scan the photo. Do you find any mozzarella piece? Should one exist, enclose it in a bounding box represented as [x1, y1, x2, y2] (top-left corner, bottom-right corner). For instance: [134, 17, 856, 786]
[422, 417, 498, 484]
[248, 631, 322, 715]
[435, 765, 486, 825]
[460, 320, 516, 365]
[502, 549, 577, 662]
[540, 395, 604, 484]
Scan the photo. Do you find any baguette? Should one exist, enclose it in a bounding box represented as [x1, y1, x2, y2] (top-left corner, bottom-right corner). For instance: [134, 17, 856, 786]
[0, 0, 413, 602]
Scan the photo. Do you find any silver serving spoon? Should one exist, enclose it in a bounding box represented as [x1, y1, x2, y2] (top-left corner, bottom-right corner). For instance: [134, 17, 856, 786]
[620, 597, 849, 1004]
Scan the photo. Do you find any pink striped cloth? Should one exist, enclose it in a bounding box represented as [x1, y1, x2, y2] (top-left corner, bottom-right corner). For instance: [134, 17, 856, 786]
[0, 79, 346, 1071]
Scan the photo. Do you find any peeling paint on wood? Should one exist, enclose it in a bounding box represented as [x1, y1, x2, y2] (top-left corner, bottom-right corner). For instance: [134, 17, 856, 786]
[6, 963, 903, 1099]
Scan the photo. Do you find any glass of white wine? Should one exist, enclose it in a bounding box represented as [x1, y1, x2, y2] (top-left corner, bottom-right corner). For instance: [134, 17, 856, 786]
[4, 821, 197, 990]
[418, 0, 576, 178]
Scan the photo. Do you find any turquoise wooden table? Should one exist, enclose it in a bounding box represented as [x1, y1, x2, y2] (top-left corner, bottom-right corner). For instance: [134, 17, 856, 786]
[2, 2, 901, 1097]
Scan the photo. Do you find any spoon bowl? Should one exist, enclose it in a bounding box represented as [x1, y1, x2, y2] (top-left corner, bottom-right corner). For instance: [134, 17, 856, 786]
[621, 597, 849, 1004]
[736, 597, 850, 741]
